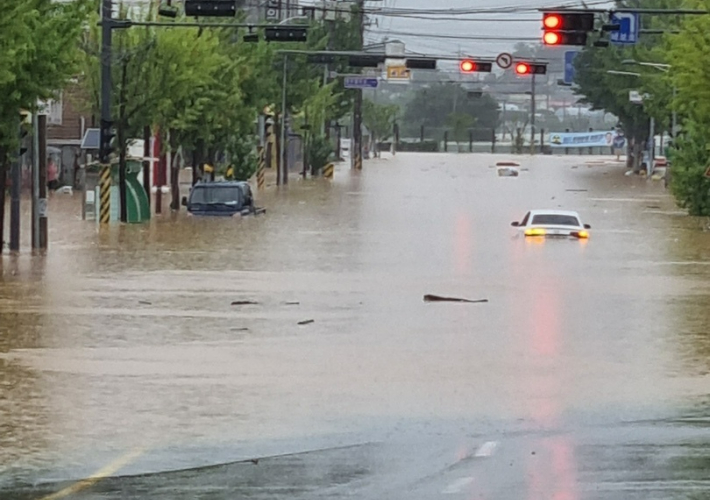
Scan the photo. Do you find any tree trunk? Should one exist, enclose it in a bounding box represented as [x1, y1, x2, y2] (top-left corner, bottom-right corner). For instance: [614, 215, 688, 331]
[169, 129, 180, 211]
[0, 154, 7, 251]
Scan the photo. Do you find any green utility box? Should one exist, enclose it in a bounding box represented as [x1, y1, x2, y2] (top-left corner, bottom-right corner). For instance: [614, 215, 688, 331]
[87, 159, 150, 223]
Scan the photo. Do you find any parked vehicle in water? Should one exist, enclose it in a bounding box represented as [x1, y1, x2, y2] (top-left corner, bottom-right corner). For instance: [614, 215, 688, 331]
[181, 181, 265, 217]
[511, 209, 590, 239]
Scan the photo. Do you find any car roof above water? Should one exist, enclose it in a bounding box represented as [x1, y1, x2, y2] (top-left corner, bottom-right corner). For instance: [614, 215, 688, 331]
[528, 209, 581, 218]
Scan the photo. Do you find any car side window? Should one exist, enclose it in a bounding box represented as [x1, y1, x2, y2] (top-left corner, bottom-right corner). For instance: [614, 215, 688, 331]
[520, 212, 531, 226]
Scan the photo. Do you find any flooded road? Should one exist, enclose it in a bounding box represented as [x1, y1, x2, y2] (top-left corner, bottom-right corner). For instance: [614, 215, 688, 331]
[1, 153, 709, 499]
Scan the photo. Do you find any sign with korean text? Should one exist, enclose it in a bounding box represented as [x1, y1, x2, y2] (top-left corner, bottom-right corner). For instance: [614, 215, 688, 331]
[549, 131, 617, 148]
[344, 77, 378, 89]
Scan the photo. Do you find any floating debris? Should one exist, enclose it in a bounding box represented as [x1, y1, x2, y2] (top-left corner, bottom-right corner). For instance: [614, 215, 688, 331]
[424, 294, 488, 304]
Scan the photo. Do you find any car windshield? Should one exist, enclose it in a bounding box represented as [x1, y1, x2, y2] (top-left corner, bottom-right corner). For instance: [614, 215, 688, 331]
[190, 186, 243, 205]
[531, 214, 580, 226]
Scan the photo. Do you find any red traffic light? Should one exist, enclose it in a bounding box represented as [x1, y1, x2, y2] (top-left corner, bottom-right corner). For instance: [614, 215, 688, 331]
[459, 59, 492, 73]
[543, 31, 561, 45]
[543, 13, 561, 29]
[515, 63, 530, 75]
[460, 60, 476, 72]
[514, 62, 547, 75]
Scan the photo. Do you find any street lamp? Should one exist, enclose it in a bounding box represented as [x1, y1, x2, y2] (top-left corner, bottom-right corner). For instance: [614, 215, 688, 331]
[606, 70, 642, 77]
[622, 60, 671, 72]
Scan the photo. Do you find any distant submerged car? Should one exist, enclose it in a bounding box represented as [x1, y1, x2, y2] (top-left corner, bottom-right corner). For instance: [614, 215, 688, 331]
[182, 181, 265, 217]
[511, 209, 590, 239]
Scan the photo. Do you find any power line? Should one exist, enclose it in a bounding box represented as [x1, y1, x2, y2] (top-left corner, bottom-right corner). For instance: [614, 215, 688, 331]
[367, 29, 540, 42]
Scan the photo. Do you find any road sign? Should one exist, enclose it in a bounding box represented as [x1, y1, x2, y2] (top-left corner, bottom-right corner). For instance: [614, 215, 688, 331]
[386, 65, 410, 81]
[265, 0, 281, 20]
[629, 90, 645, 104]
[344, 76, 378, 89]
[496, 52, 513, 69]
[610, 12, 639, 45]
[564, 51, 577, 85]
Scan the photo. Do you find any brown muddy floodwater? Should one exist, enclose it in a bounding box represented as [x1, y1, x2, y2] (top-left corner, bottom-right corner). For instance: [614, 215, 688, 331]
[1, 153, 709, 487]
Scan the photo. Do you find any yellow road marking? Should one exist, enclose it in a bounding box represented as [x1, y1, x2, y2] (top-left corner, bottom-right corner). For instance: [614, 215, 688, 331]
[39, 446, 145, 500]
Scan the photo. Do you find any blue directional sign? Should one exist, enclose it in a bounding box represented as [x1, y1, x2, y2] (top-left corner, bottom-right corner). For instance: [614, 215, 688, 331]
[344, 76, 378, 89]
[610, 12, 640, 45]
[564, 51, 578, 85]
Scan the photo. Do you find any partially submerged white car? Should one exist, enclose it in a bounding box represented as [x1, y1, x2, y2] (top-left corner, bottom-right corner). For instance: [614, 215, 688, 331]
[511, 209, 590, 239]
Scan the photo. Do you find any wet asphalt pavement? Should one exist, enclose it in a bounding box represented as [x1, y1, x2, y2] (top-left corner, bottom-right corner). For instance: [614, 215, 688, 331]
[1, 153, 709, 499]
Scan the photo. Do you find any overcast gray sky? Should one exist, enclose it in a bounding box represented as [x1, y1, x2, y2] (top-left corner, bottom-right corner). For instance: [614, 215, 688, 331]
[365, 0, 614, 58]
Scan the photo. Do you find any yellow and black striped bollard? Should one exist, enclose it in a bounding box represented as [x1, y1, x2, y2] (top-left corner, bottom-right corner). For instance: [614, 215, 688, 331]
[99, 165, 111, 224]
[323, 163, 334, 179]
[354, 153, 362, 171]
[257, 147, 266, 190]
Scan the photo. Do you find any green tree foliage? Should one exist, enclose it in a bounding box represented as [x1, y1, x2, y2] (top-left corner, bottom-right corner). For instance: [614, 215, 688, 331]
[446, 112, 475, 150]
[307, 135, 333, 175]
[0, 0, 92, 244]
[401, 84, 499, 140]
[662, 1, 710, 215]
[573, 47, 650, 163]
[362, 99, 398, 153]
[572, 0, 682, 169]
[0, 0, 91, 166]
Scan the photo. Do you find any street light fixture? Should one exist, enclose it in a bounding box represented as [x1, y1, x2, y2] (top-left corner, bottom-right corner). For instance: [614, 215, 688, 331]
[606, 70, 642, 77]
[622, 59, 671, 72]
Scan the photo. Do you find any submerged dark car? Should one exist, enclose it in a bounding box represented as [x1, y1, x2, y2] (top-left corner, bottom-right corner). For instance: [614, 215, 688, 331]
[182, 181, 265, 217]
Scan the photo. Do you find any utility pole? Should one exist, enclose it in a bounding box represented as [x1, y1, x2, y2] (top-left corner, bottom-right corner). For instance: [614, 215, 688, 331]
[38, 114, 48, 250]
[9, 122, 22, 252]
[32, 113, 40, 250]
[530, 72, 536, 155]
[352, 0, 364, 170]
[279, 54, 288, 185]
[99, 0, 114, 225]
[143, 125, 151, 207]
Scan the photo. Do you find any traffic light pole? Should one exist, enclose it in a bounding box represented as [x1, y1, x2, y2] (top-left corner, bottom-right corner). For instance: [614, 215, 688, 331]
[352, 0, 364, 170]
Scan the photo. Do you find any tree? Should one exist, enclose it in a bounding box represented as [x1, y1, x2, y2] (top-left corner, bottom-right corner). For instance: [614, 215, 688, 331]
[402, 84, 499, 140]
[572, 0, 680, 170]
[362, 100, 398, 157]
[0, 0, 92, 246]
[662, 2, 710, 215]
[446, 113, 475, 151]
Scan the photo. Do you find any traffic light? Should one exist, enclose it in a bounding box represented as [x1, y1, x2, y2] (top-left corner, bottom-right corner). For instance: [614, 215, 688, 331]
[348, 55, 385, 67]
[459, 60, 492, 73]
[307, 53, 337, 64]
[99, 119, 115, 164]
[19, 110, 31, 157]
[406, 58, 437, 70]
[514, 62, 547, 75]
[184, 0, 236, 17]
[542, 11, 594, 46]
[264, 26, 308, 42]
